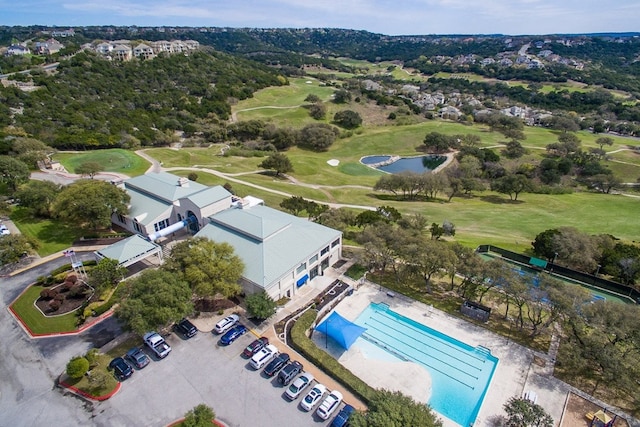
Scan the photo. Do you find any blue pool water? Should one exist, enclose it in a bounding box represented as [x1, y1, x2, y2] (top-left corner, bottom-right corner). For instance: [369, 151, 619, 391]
[353, 303, 498, 427]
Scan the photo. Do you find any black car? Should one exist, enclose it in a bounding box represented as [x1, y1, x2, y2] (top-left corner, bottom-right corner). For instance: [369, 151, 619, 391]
[263, 352, 290, 377]
[109, 357, 133, 380]
[174, 318, 198, 338]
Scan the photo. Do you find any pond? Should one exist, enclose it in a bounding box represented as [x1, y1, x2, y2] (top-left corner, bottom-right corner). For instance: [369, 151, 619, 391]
[361, 155, 446, 174]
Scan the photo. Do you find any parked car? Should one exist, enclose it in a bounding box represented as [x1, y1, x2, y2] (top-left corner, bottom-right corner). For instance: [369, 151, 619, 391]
[214, 314, 240, 334]
[285, 372, 314, 400]
[219, 324, 248, 345]
[108, 357, 133, 380]
[317, 390, 343, 420]
[331, 404, 355, 427]
[125, 347, 150, 369]
[278, 360, 303, 386]
[250, 344, 278, 370]
[263, 352, 290, 377]
[143, 332, 171, 359]
[300, 383, 327, 411]
[174, 318, 197, 338]
[242, 337, 269, 358]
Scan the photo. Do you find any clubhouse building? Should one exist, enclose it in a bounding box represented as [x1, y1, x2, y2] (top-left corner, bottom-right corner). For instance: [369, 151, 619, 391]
[104, 172, 343, 300]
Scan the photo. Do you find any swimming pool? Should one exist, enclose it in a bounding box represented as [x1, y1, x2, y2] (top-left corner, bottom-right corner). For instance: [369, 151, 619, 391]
[353, 302, 498, 426]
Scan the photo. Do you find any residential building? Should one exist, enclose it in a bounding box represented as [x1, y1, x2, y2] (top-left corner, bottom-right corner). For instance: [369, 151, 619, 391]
[112, 45, 132, 61]
[133, 43, 154, 59]
[6, 44, 30, 56]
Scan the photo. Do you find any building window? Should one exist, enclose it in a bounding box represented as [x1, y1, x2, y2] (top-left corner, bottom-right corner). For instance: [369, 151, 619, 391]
[154, 219, 170, 232]
[117, 214, 126, 224]
[309, 254, 318, 264]
[320, 246, 330, 256]
[133, 221, 142, 233]
[296, 263, 306, 274]
[331, 238, 340, 248]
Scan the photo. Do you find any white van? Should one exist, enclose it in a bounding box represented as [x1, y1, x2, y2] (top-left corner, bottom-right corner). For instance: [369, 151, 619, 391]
[250, 344, 278, 369]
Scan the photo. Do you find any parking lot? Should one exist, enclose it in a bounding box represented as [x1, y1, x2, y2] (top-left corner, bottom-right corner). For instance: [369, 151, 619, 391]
[0, 252, 354, 427]
[98, 327, 345, 426]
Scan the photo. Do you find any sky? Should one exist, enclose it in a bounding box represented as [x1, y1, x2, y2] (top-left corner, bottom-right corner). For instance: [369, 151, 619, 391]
[1, 0, 639, 36]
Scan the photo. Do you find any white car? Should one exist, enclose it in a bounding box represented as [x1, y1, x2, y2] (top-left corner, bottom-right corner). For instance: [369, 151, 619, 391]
[0, 224, 10, 236]
[214, 314, 240, 334]
[249, 344, 278, 370]
[316, 390, 343, 420]
[285, 372, 315, 400]
[299, 383, 327, 411]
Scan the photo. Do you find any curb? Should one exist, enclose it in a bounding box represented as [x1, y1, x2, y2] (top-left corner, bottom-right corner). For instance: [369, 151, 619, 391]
[8, 300, 115, 339]
[59, 376, 121, 401]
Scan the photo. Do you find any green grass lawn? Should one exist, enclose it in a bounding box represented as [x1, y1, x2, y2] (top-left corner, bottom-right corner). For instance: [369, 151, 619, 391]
[10, 284, 79, 334]
[11, 207, 83, 256]
[53, 149, 150, 177]
[62, 353, 120, 397]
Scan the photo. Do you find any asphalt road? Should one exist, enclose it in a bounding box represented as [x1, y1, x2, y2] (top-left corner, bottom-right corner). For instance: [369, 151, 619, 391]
[0, 254, 342, 427]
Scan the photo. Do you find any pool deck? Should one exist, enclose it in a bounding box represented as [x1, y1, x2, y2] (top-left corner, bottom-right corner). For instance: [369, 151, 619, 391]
[316, 281, 570, 427]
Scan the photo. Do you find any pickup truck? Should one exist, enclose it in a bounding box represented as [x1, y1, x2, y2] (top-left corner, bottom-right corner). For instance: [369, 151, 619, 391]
[143, 332, 172, 358]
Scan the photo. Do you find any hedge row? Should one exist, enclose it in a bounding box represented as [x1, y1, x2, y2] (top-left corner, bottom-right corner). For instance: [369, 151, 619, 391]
[289, 309, 375, 405]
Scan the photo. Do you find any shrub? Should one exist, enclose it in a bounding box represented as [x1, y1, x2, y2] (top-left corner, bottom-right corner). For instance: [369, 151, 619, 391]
[40, 289, 52, 299]
[66, 356, 90, 379]
[54, 293, 65, 302]
[48, 299, 61, 311]
[60, 281, 72, 292]
[183, 404, 216, 427]
[290, 310, 375, 404]
[68, 284, 86, 298]
[66, 274, 78, 284]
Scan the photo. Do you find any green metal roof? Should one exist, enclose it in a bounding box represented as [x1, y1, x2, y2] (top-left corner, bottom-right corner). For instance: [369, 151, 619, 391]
[196, 205, 341, 288]
[124, 172, 209, 203]
[95, 235, 161, 267]
[127, 189, 173, 226]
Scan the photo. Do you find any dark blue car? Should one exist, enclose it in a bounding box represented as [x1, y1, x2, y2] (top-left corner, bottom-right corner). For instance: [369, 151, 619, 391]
[331, 404, 355, 427]
[220, 324, 248, 345]
[109, 357, 133, 380]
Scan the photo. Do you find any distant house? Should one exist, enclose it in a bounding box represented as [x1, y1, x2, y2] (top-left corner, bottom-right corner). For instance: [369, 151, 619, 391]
[6, 44, 30, 56]
[95, 42, 113, 55]
[112, 44, 132, 61]
[33, 38, 63, 55]
[51, 28, 75, 38]
[133, 43, 154, 59]
[439, 105, 461, 120]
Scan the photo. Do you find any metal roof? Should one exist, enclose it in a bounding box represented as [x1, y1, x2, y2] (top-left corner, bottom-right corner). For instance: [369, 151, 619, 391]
[94, 235, 161, 267]
[196, 205, 341, 288]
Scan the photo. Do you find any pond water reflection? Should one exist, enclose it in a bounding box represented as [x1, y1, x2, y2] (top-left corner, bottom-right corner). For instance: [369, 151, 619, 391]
[361, 155, 446, 173]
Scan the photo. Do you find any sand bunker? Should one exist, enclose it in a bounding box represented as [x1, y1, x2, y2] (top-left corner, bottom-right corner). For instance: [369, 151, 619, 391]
[327, 159, 340, 166]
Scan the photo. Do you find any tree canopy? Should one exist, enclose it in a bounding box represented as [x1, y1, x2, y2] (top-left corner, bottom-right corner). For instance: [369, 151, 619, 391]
[163, 237, 244, 298]
[0, 156, 30, 193]
[52, 179, 130, 230]
[245, 291, 277, 320]
[349, 389, 442, 427]
[115, 269, 193, 334]
[259, 153, 293, 176]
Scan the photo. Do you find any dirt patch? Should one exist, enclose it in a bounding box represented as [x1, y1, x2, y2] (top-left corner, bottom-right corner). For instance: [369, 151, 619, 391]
[562, 392, 629, 427]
